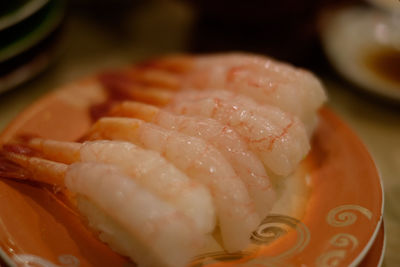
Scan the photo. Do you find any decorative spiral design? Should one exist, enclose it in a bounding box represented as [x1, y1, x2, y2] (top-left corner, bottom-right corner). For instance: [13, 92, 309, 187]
[190, 214, 310, 266]
[326, 205, 372, 227]
[251, 214, 305, 244]
[315, 250, 346, 267]
[251, 214, 310, 260]
[251, 223, 288, 244]
[329, 233, 358, 251]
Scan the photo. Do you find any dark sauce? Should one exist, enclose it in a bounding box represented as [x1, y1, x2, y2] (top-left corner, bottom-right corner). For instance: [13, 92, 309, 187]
[365, 47, 400, 88]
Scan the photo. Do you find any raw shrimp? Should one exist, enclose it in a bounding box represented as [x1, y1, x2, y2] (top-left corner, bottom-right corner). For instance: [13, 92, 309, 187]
[87, 117, 260, 252]
[100, 53, 326, 132]
[0, 152, 203, 267]
[108, 89, 310, 176]
[168, 90, 310, 176]
[111, 101, 276, 219]
[24, 138, 215, 234]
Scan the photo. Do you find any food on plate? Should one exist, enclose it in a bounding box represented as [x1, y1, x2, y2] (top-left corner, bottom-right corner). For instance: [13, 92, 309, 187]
[0, 153, 202, 267]
[110, 101, 276, 219]
[106, 89, 310, 176]
[99, 53, 326, 133]
[0, 53, 327, 267]
[87, 117, 261, 252]
[23, 138, 216, 234]
[168, 90, 310, 177]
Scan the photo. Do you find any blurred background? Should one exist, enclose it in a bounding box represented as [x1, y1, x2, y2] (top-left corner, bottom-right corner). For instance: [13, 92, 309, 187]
[0, 0, 399, 266]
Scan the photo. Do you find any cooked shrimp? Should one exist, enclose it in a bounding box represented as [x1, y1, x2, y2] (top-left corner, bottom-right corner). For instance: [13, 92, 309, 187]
[87, 117, 260, 252]
[111, 101, 276, 219]
[100, 53, 326, 132]
[24, 138, 215, 234]
[0, 152, 203, 267]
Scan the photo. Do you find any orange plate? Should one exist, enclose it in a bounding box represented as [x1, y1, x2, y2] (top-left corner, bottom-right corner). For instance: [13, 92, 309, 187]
[0, 78, 383, 267]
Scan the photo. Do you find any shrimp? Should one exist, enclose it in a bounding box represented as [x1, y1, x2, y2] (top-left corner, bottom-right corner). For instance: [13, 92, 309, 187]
[109, 89, 310, 176]
[23, 138, 215, 234]
[100, 53, 326, 133]
[168, 90, 310, 176]
[0, 152, 203, 267]
[86, 117, 260, 252]
[111, 101, 276, 219]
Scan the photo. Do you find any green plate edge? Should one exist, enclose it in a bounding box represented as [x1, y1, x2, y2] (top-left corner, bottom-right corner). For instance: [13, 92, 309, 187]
[0, 0, 50, 31]
[0, 0, 64, 62]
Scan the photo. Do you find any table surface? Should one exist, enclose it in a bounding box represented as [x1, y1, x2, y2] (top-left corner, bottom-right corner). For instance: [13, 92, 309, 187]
[0, 1, 399, 266]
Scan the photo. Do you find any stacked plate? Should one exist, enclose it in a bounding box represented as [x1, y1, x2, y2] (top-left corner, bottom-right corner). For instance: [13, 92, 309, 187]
[320, 0, 400, 102]
[0, 0, 65, 93]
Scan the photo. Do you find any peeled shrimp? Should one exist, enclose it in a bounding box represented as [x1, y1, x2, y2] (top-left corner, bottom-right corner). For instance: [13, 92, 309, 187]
[111, 101, 276, 219]
[87, 117, 260, 252]
[168, 90, 310, 176]
[25, 138, 215, 234]
[110, 89, 309, 176]
[0, 152, 203, 267]
[100, 53, 326, 132]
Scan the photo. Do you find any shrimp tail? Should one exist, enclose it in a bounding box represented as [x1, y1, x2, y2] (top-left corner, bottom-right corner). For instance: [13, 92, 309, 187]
[0, 152, 31, 181]
[1, 138, 81, 165]
[127, 68, 181, 89]
[0, 143, 35, 179]
[86, 117, 143, 142]
[0, 146, 67, 187]
[25, 138, 82, 164]
[98, 71, 149, 100]
[110, 101, 159, 122]
[99, 69, 177, 102]
[121, 87, 172, 106]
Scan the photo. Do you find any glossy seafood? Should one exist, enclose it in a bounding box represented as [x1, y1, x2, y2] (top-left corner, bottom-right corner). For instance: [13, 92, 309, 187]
[100, 53, 326, 132]
[106, 89, 310, 176]
[111, 101, 276, 219]
[0, 152, 203, 267]
[0, 52, 328, 267]
[25, 138, 216, 234]
[87, 117, 261, 252]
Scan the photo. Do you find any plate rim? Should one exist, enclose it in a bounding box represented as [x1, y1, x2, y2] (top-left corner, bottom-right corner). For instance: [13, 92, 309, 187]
[320, 6, 400, 102]
[0, 0, 50, 31]
[0, 0, 64, 63]
[349, 142, 385, 266]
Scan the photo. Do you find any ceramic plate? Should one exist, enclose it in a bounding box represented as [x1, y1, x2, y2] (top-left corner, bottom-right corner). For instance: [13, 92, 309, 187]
[0, 28, 61, 94]
[320, 6, 400, 102]
[0, 25, 62, 94]
[0, 0, 49, 31]
[359, 223, 385, 267]
[0, 0, 64, 63]
[0, 77, 384, 267]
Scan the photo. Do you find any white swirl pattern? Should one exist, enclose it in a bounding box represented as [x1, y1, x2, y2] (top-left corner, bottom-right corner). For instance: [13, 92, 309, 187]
[9, 205, 373, 267]
[326, 205, 372, 227]
[316, 204, 373, 267]
[191, 214, 310, 266]
[316, 250, 346, 267]
[329, 233, 358, 251]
